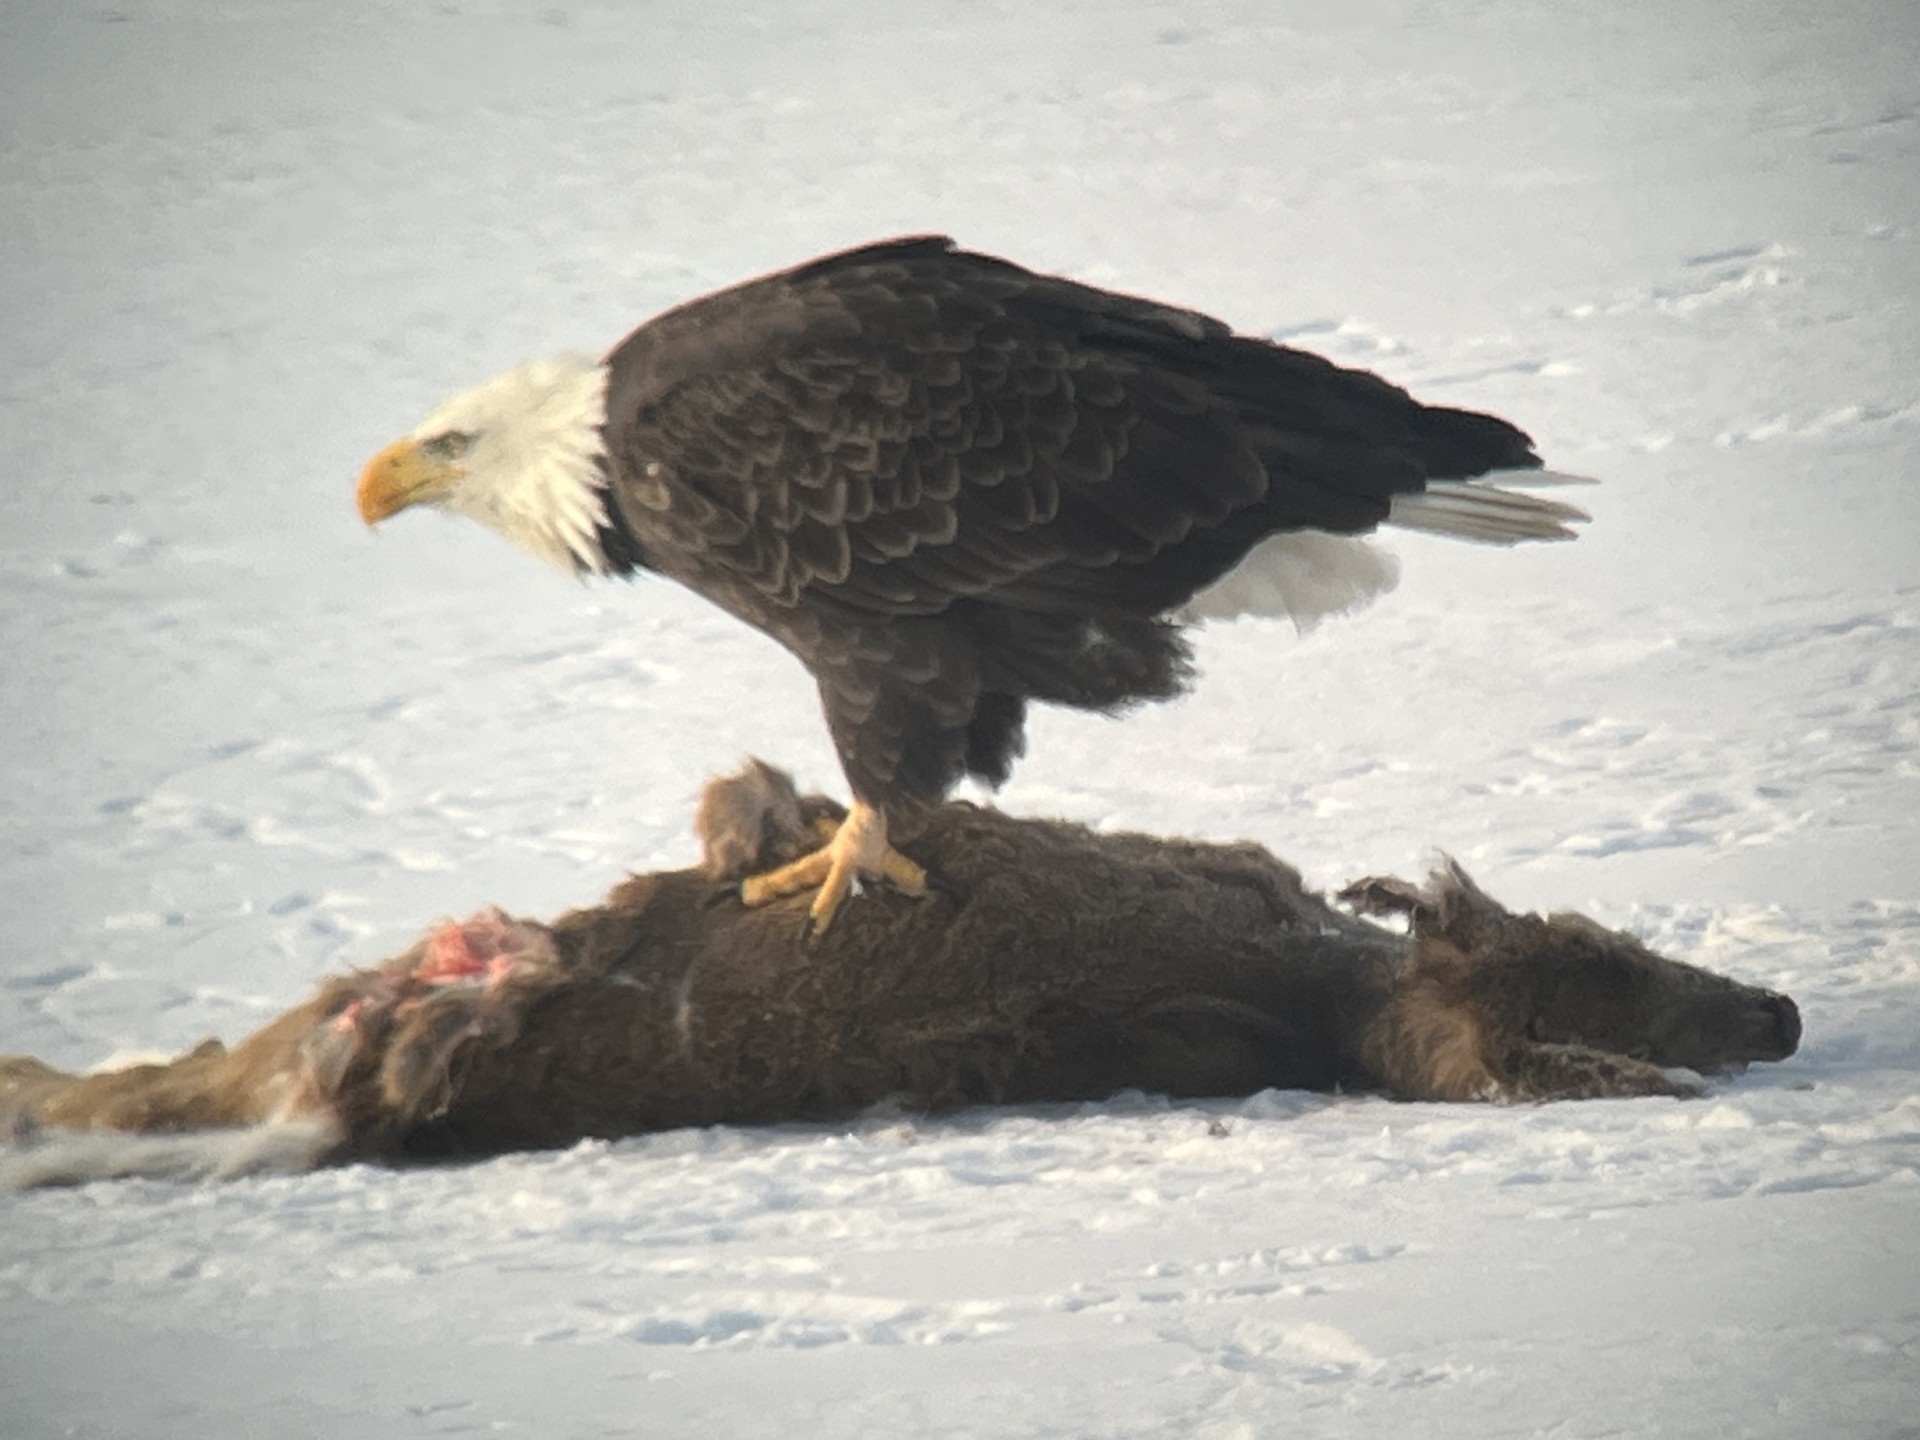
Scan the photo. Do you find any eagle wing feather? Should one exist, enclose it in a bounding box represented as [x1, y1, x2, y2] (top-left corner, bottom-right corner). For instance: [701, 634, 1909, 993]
[604, 261, 1309, 618]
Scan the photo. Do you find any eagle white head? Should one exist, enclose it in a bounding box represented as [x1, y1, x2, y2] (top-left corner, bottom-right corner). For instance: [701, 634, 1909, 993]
[357, 352, 615, 574]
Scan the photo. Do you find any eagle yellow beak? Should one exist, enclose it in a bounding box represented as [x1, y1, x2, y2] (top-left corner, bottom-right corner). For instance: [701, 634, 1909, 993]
[357, 438, 461, 526]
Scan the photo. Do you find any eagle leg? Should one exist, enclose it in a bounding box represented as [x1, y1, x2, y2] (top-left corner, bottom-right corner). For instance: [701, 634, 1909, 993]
[737, 799, 928, 933]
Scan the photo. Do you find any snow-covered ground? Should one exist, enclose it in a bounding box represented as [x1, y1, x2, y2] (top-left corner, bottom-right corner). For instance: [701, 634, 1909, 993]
[3, 1, 1917, 1435]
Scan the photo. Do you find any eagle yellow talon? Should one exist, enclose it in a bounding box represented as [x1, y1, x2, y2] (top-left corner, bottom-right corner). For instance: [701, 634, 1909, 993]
[737, 799, 927, 934]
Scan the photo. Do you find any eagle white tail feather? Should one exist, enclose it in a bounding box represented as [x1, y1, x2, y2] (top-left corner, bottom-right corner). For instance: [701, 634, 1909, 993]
[1498, 468, 1600, 489]
[1183, 531, 1403, 630]
[1387, 472, 1591, 544]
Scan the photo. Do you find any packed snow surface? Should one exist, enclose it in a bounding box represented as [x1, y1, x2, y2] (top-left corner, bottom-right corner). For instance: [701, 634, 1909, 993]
[2, 1, 1916, 1435]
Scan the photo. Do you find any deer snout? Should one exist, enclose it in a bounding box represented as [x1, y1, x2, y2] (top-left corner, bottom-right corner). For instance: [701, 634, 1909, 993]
[1755, 991, 1801, 1059]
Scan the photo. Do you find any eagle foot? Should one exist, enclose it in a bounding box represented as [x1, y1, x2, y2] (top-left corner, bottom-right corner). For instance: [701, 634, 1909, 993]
[737, 799, 928, 936]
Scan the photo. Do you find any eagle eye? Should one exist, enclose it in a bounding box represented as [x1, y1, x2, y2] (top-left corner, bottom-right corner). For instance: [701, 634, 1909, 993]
[423, 431, 473, 460]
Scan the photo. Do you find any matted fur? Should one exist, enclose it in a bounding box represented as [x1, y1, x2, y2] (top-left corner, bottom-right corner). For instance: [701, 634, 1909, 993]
[0, 764, 1798, 1185]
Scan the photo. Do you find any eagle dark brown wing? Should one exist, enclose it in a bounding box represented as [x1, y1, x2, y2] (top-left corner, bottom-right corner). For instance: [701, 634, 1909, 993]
[599, 236, 1540, 811]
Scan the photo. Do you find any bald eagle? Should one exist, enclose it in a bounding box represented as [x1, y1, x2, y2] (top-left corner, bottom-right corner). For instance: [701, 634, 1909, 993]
[358, 237, 1584, 932]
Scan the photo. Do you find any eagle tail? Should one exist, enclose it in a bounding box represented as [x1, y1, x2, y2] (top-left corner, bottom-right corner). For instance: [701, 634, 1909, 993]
[1385, 471, 1593, 545]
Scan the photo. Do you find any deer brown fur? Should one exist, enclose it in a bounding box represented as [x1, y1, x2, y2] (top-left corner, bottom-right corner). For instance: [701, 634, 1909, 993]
[0, 762, 1799, 1183]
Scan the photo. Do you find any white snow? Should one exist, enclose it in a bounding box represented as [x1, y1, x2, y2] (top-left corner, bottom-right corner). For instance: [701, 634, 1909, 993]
[3, 0, 1917, 1435]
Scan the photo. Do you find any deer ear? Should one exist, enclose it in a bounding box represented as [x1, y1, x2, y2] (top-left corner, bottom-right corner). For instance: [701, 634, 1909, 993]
[1337, 873, 1437, 925]
[694, 759, 849, 881]
[1339, 855, 1517, 944]
[1422, 856, 1520, 947]
[695, 759, 808, 880]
